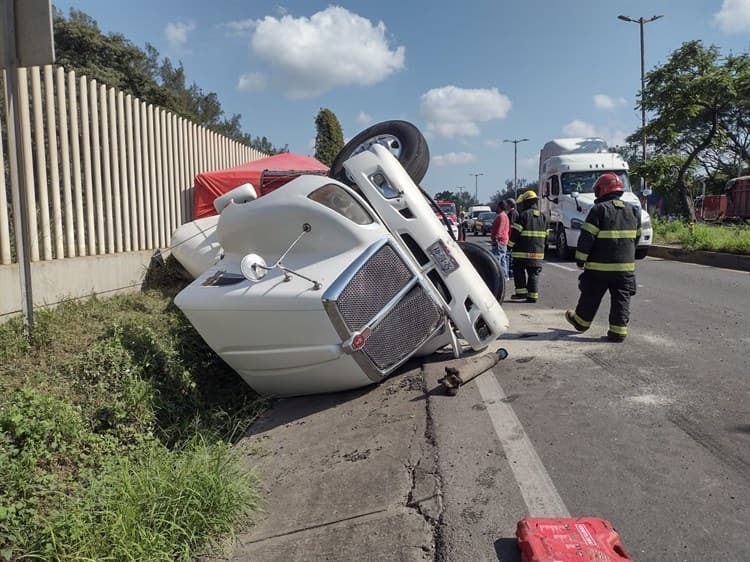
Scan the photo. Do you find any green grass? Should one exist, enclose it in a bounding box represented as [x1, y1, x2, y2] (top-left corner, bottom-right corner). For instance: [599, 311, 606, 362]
[653, 220, 750, 254]
[0, 262, 265, 561]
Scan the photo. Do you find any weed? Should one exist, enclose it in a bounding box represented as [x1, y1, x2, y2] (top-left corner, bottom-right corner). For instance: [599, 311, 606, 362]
[0, 289, 264, 560]
[653, 220, 750, 254]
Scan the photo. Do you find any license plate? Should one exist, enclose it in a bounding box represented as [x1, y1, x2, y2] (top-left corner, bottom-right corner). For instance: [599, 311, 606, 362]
[427, 240, 459, 275]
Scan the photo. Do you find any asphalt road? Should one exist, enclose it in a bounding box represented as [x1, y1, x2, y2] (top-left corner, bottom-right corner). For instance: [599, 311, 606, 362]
[428, 238, 750, 562]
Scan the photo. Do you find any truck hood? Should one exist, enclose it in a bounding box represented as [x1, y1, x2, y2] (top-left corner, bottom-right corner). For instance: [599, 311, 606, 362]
[574, 192, 642, 213]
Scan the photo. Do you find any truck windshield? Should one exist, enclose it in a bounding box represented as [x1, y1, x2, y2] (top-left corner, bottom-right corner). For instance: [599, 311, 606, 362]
[561, 171, 630, 194]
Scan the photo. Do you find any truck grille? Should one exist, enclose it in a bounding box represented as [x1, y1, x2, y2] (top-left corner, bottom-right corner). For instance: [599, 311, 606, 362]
[324, 240, 444, 379]
[337, 244, 412, 331]
[362, 284, 442, 370]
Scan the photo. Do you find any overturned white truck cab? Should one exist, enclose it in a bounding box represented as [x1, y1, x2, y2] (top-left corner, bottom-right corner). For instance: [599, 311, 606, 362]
[174, 122, 509, 396]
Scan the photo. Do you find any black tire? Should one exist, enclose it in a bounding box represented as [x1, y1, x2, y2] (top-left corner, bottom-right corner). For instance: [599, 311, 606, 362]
[458, 241, 505, 303]
[328, 120, 430, 186]
[556, 226, 574, 260]
[635, 247, 649, 260]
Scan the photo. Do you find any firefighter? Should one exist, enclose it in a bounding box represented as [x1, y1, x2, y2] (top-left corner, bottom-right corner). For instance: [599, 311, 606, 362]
[508, 190, 547, 303]
[565, 172, 641, 342]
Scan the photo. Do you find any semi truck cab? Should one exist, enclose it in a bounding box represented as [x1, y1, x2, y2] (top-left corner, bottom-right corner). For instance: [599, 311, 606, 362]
[538, 139, 652, 260]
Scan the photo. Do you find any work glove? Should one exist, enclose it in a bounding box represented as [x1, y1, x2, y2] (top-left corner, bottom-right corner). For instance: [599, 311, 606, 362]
[576, 260, 585, 269]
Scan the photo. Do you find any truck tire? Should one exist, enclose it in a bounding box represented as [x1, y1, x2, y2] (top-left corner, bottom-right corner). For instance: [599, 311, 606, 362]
[556, 226, 574, 260]
[329, 120, 430, 186]
[635, 247, 649, 260]
[458, 241, 505, 303]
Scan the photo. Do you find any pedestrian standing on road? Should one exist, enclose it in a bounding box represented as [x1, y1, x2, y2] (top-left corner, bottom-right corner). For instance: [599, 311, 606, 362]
[505, 198, 519, 277]
[508, 190, 547, 303]
[490, 201, 510, 280]
[565, 172, 641, 342]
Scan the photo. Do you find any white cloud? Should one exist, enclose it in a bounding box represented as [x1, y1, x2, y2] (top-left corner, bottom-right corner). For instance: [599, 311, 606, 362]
[164, 21, 196, 51]
[420, 86, 511, 138]
[562, 120, 627, 147]
[714, 0, 750, 33]
[431, 152, 477, 166]
[238, 72, 268, 93]
[221, 19, 256, 36]
[236, 6, 405, 98]
[356, 111, 373, 126]
[594, 94, 627, 110]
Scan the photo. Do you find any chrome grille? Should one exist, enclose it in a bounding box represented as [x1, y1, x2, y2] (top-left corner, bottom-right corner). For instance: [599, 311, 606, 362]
[362, 285, 442, 370]
[336, 244, 412, 330]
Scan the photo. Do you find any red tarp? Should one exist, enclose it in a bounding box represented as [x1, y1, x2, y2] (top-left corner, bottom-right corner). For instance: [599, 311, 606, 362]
[193, 153, 329, 219]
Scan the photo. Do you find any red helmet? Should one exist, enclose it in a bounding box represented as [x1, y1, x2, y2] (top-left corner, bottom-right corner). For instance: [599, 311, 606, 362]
[593, 173, 624, 198]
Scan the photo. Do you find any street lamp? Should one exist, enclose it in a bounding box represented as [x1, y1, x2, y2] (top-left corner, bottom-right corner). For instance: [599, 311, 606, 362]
[503, 138, 529, 199]
[469, 173, 484, 203]
[617, 14, 663, 169]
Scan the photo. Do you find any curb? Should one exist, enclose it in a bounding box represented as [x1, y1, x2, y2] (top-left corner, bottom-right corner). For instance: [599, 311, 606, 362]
[648, 244, 750, 272]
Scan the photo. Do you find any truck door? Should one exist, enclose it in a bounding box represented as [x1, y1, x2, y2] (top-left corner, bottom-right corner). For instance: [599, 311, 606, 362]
[549, 175, 562, 223]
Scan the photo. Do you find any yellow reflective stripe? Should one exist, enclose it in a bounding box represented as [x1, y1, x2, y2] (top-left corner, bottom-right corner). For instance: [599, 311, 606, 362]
[597, 229, 639, 239]
[609, 324, 628, 335]
[574, 313, 591, 327]
[507, 240, 516, 248]
[575, 250, 588, 261]
[527, 292, 539, 299]
[512, 223, 524, 232]
[585, 261, 636, 272]
[520, 230, 547, 237]
[582, 222, 599, 235]
[514, 288, 528, 295]
[513, 251, 545, 259]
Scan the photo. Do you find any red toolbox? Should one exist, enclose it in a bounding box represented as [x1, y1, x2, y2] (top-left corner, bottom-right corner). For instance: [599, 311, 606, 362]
[516, 517, 632, 561]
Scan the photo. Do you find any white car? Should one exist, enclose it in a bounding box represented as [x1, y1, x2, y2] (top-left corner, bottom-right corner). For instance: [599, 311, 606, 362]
[173, 121, 509, 396]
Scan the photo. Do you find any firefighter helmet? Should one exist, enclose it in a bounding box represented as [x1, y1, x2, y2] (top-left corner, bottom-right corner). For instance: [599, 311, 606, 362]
[593, 173, 624, 198]
[516, 190, 538, 204]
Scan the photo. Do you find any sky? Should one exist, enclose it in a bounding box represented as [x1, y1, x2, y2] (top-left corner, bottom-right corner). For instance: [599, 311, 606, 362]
[54, 0, 750, 204]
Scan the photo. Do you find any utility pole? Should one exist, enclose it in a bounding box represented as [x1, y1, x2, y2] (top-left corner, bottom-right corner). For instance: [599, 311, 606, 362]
[456, 185, 465, 212]
[469, 173, 484, 204]
[503, 138, 529, 199]
[618, 14, 663, 211]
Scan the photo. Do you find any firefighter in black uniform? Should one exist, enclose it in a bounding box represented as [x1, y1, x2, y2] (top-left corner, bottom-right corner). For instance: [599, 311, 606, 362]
[508, 190, 548, 303]
[565, 172, 641, 342]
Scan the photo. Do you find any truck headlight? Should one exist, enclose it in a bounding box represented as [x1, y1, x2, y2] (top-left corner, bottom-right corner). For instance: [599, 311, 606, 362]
[571, 218, 584, 230]
[641, 219, 651, 230]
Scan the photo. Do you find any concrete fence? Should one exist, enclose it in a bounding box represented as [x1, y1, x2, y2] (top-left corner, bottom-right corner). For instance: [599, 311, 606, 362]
[0, 65, 265, 318]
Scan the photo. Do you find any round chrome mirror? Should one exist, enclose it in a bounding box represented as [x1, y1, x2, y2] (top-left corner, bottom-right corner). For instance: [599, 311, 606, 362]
[240, 253, 268, 282]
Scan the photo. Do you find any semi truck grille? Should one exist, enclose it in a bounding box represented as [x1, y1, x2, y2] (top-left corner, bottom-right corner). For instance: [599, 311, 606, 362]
[362, 285, 442, 370]
[336, 244, 412, 331]
[324, 240, 445, 379]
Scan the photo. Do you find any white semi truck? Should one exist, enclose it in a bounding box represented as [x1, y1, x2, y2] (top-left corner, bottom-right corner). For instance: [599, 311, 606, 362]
[538, 138, 652, 260]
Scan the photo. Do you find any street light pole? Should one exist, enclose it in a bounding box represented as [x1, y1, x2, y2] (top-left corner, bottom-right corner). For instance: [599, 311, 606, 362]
[469, 173, 484, 203]
[617, 15, 663, 168]
[503, 138, 529, 199]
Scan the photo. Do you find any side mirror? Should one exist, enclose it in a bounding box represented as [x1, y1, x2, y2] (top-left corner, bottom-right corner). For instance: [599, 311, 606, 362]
[240, 253, 268, 282]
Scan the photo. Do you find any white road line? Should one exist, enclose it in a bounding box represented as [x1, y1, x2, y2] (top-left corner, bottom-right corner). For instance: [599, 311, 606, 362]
[545, 261, 577, 272]
[476, 374, 570, 517]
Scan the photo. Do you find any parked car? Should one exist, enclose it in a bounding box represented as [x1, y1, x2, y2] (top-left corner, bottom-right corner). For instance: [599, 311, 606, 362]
[473, 212, 497, 236]
[464, 205, 491, 231]
[172, 121, 509, 397]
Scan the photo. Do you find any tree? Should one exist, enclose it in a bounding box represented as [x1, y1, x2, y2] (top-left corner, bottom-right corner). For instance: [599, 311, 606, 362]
[51, 7, 286, 154]
[633, 41, 750, 219]
[314, 108, 344, 166]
